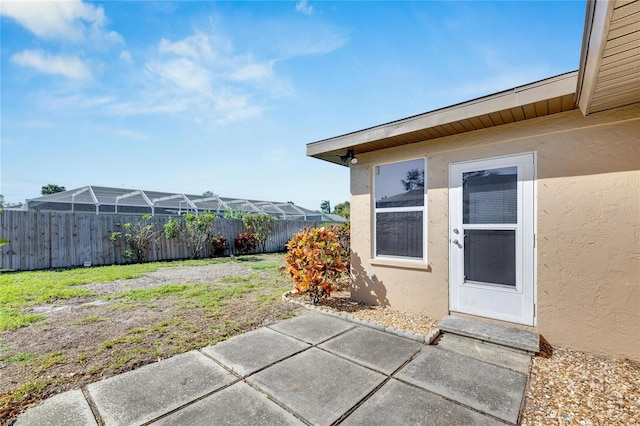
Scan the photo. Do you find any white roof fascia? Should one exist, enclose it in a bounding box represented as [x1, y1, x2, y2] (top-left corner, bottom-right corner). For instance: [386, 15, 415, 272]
[576, 0, 615, 115]
[307, 72, 578, 157]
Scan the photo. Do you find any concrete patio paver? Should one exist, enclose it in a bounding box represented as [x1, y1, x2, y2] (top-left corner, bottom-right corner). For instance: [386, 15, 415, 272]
[151, 381, 304, 426]
[395, 345, 528, 424]
[201, 327, 309, 377]
[438, 315, 539, 354]
[267, 311, 354, 344]
[436, 333, 531, 374]
[87, 351, 237, 426]
[247, 347, 386, 426]
[341, 379, 505, 426]
[318, 326, 422, 374]
[15, 311, 532, 425]
[14, 389, 97, 426]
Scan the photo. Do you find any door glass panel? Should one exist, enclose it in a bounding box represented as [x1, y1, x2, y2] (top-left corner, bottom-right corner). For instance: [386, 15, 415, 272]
[463, 166, 517, 224]
[464, 230, 516, 286]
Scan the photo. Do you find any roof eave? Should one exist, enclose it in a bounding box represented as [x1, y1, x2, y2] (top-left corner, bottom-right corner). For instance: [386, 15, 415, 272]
[576, 0, 614, 115]
[308, 72, 578, 166]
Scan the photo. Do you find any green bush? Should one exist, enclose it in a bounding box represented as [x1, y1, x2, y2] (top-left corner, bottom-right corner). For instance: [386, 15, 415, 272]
[110, 215, 158, 263]
[163, 213, 216, 259]
[242, 214, 276, 252]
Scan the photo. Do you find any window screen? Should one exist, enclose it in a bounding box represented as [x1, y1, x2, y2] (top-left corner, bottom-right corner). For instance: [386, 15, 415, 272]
[464, 229, 516, 286]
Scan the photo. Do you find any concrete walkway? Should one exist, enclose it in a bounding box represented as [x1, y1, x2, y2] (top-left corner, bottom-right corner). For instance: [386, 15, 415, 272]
[15, 311, 531, 426]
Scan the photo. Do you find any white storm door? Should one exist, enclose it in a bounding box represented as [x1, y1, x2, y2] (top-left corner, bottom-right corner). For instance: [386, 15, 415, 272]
[449, 153, 535, 326]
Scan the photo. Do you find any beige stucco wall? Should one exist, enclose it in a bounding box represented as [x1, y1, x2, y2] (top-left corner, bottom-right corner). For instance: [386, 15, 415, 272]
[349, 104, 640, 360]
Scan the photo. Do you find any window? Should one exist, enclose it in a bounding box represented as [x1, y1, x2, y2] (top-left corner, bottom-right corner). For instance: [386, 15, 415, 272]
[374, 158, 426, 261]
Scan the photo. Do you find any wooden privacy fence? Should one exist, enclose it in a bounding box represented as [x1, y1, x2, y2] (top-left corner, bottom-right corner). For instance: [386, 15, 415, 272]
[0, 210, 323, 271]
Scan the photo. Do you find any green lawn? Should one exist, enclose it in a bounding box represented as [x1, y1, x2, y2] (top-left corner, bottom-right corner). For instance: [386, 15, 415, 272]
[0, 256, 276, 331]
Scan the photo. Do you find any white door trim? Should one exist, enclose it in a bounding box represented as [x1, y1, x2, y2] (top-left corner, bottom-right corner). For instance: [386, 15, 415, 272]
[448, 152, 537, 326]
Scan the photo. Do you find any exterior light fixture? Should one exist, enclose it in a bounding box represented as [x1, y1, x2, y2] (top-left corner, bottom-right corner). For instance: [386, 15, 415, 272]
[340, 150, 359, 165]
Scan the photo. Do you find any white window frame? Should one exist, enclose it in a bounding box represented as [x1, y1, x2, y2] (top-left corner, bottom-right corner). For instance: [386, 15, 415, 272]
[373, 157, 428, 263]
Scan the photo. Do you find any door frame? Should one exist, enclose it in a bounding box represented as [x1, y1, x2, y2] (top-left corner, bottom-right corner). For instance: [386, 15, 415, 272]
[448, 152, 537, 326]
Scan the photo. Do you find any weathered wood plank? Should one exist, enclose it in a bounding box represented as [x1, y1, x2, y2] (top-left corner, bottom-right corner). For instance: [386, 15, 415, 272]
[0, 211, 331, 271]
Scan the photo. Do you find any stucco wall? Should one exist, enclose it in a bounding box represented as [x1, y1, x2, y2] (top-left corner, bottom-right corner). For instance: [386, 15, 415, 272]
[349, 104, 640, 360]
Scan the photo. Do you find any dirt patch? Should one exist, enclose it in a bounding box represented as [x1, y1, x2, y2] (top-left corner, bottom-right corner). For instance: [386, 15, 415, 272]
[78, 263, 252, 295]
[0, 255, 301, 425]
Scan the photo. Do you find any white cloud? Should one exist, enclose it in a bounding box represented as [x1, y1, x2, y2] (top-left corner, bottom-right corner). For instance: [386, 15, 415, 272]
[119, 50, 132, 63]
[114, 129, 150, 141]
[0, 0, 122, 44]
[22, 120, 57, 128]
[295, 0, 313, 15]
[230, 60, 274, 82]
[11, 50, 92, 81]
[158, 33, 224, 62]
[138, 32, 281, 124]
[147, 58, 212, 95]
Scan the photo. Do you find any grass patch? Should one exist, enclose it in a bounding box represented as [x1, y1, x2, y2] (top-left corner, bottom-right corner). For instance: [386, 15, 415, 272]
[109, 347, 158, 370]
[0, 254, 281, 331]
[249, 261, 280, 271]
[102, 335, 144, 349]
[73, 315, 111, 325]
[105, 284, 190, 301]
[6, 378, 50, 403]
[32, 351, 65, 371]
[220, 275, 252, 283]
[107, 280, 263, 311]
[0, 307, 45, 331]
[0, 262, 171, 331]
[3, 352, 36, 363]
[278, 310, 297, 320]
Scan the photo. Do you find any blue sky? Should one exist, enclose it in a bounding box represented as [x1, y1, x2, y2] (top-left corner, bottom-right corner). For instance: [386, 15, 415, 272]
[1, 0, 586, 211]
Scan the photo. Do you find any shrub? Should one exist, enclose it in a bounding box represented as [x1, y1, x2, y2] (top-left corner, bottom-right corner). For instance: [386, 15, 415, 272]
[234, 233, 258, 254]
[211, 235, 229, 257]
[334, 223, 350, 265]
[163, 213, 216, 259]
[242, 214, 276, 252]
[285, 225, 349, 304]
[110, 214, 158, 263]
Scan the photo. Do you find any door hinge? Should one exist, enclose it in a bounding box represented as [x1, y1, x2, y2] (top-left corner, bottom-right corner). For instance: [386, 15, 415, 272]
[533, 303, 536, 317]
[533, 233, 536, 248]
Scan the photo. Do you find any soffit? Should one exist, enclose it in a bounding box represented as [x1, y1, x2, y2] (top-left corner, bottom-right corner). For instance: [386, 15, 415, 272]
[578, 0, 640, 114]
[308, 73, 578, 166]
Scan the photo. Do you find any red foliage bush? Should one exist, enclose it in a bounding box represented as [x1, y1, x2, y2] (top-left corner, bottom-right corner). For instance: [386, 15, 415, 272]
[285, 225, 350, 304]
[234, 233, 258, 254]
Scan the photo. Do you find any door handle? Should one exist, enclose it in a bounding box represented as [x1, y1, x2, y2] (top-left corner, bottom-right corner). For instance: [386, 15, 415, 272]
[452, 239, 459, 245]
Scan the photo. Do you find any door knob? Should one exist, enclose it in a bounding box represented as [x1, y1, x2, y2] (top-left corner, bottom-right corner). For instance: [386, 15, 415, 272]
[452, 239, 459, 245]
[453, 228, 459, 234]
